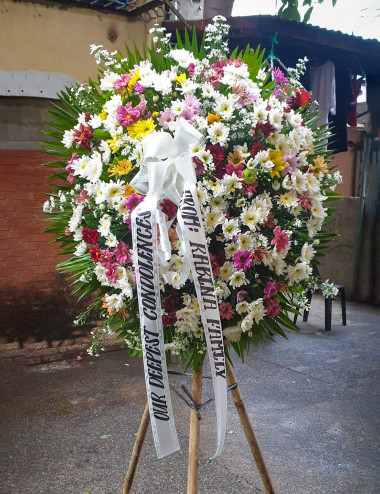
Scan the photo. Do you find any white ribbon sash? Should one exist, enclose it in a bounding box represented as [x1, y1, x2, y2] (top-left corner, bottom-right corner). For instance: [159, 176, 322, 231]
[132, 199, 180, 459]
[131, 119, 226, 459]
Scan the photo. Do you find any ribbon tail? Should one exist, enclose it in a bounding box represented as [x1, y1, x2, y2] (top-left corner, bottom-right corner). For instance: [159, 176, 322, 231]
[177, 183, 227, 459]
[131, 198, 180, 459]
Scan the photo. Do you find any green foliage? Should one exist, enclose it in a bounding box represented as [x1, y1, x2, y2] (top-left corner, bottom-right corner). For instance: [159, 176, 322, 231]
[278, 0, 338, 23]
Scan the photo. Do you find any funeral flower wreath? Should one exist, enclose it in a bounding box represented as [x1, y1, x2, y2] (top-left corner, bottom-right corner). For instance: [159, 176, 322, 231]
[43, 16, 341, 370]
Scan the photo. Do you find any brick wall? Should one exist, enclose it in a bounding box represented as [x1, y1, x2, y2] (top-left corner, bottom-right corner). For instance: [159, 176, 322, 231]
[0, 150, 90, 343]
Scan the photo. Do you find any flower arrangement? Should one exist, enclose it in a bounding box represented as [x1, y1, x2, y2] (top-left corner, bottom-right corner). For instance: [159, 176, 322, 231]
[43, 16, 341, 370]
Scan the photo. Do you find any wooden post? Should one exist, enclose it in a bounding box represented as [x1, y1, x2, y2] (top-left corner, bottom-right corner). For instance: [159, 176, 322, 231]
[225, 359, 276, 494]
[186, 366, 203, 494]
[122, 402, 150, 494]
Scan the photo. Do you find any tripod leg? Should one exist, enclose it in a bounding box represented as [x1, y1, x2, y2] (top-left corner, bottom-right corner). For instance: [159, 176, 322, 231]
[186, 366, 203, 494]
[226, 359, 276, 494]
[122, 402, 150, 494]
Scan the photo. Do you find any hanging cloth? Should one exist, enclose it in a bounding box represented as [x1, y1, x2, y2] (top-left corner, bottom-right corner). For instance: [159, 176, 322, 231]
[310, 60, 336, 127]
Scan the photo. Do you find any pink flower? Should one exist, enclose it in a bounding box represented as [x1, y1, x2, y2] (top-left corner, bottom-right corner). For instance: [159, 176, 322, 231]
[114, 241, 132, 265]
[158, 109, 175, 129]
[225, 163, 244, 176]
[219, 302, 235, 321]
[125, 193, 144, 212]
[265, 298, 281, 319]
[193, 157, 204, 176]
[117, 99, 147, 127]
[263, 281, 282, 300]
[233, 250, 254, 272]
[236, 290, 248, 303]
[209, 254, 221, 278]
[133, 82, 145, 94]
[299, 194, 312, 210]
[282, 154, 300, 175]
[113, 74, 132, 93]
[104, 260, 117, 283]
[159, 199, 178, 219]
[271, 226, 290, 253]
[66, 153, 78, 183]
[183, 94, 201, 114]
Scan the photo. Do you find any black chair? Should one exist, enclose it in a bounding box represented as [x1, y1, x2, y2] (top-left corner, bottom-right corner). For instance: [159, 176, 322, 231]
[294, 285, 346, 331]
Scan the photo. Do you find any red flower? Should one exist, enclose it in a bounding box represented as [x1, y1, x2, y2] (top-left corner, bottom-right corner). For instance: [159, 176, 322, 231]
[82, 226, 99, 245]
[89, 245, 102, 263]
[159, 199, 178, 219]
[265, 298, 281, 319]
[219, 302, 235, 321]
[72, 123, 93, 151]
[294, 88, 312, 109]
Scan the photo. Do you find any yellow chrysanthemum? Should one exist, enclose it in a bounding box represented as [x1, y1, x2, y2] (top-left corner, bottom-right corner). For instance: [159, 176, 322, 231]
[207, 113, 221, 123]
[268, 149, 286, 178]
[151, 111, 159, 118]
[122, 183, 139, 198]
[106, 137, 120, 153]
[98, 106, 107, 121]
[127, 69, 140, 92]
[108, 159, 134, 177]
[176, 73, 187, 85]
[311, 155, 329, 175]
[127, 118, 156, 140]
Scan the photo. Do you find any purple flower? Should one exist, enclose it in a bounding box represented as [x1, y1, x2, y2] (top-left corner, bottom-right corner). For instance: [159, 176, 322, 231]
[236, 290, 248, 303]
[233, 250, 254, 272]
[125, 193, 144, 212]
[113, 74, 132, 93]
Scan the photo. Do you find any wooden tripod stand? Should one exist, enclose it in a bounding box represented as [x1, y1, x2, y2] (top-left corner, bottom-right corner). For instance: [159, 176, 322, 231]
[122, 359, 276, 494]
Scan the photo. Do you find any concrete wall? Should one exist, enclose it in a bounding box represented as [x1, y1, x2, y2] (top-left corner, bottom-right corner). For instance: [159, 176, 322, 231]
[0, 0, 150, 83]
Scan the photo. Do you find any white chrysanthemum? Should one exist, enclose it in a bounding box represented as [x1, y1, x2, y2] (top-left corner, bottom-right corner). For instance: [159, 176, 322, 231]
[253, 104, 268, 124]
[205, 179, 225, 196]
[68, 204, 83, 232]
[219, 261, 234, 281]
[278, 191, 298, 209]
[236, 301, 249, 315]
[223, 324, 242, 342]
[210, 196, 227, 212]
[196, 184, 209, 204]
[240, 205, 264, 231]
[306, 217, 323, 238]
[305, 173, 320, 193]
[215, 281, 230, 300]
[275, 134, 290, 155]
[74, 240, 87, 257]
[229, 270, 248, 288]
[222, 173, 242, 196]
[105, 180, 124, 203]
[208, 121, 229, 146]
[103, 293, 125, 311]
[300, 243, 315, 263]
[73, 155, 90, 179]
[268, 108, 283, 131]
[310, 200, 326, 219]
[204, 208, 223, 233]
[100, 71, 119, 91]
[94, 264, 109, 285]
[178, 79, 199, 94]
[197, 149, 213, 165]
[201, 82, 216, 98]
[214, 95, 234, 120]
[241, 313, 254, 333]
[153, 73, 172, 94]
[287, 262, 312, 284]
[182, 294, 192, 306]
[94, 181, 108, 205]
[222, 218, 240, 239]
[105, 233, 118, 248]
[62, 129, 74, 148]
[291, 170, 308, 193]
[98, 215, 111, 237]
[252, 150, 269, 169]
[169, 48, 196, 69]
[86, 152, 104, 183]
[238, 233, 255, 251]
[225, 243, 238, 259]
[249, 299, 266, 323]
[176, 306, 198, 322]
